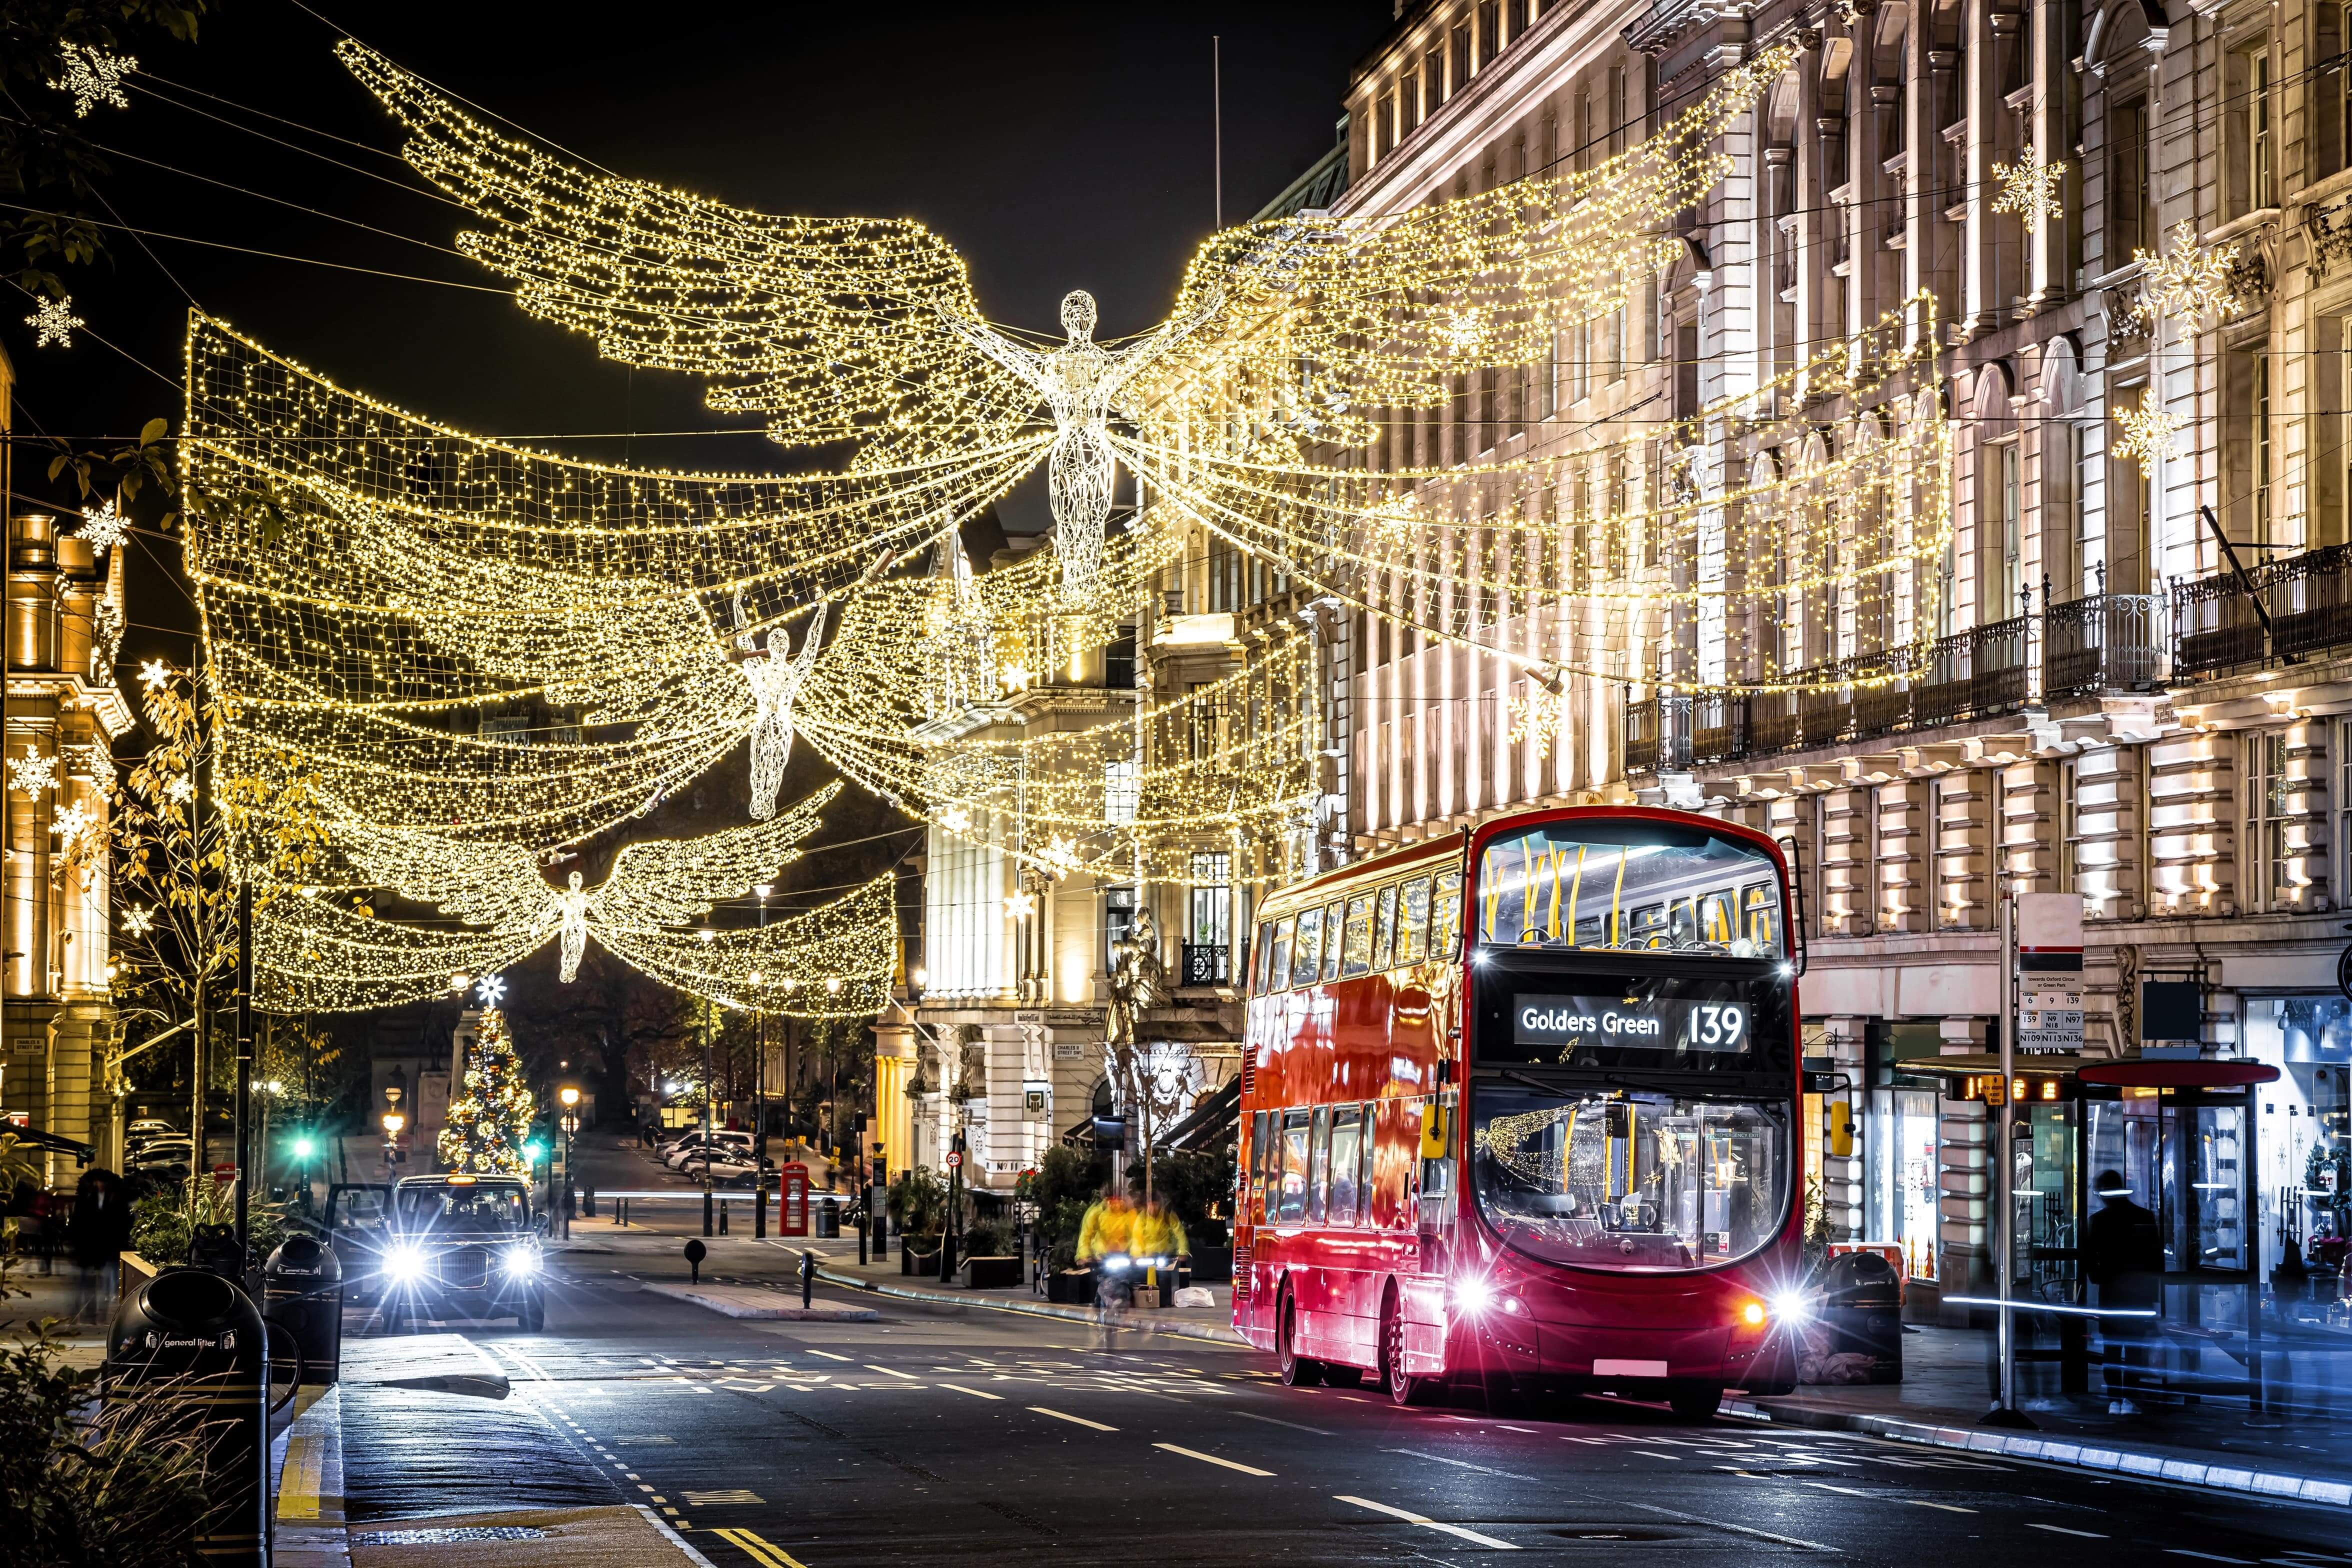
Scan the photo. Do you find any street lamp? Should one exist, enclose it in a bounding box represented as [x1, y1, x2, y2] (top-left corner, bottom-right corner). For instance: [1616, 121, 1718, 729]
[380, 1110, 405, 1178]
[558, 1085, 581, 1239]
[753, 884, 771, 1239]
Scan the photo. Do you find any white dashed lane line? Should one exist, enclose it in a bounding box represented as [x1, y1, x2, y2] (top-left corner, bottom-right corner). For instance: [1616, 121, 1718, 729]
[938, 1383, 1004, 1401]
[2027, 1524, 2108, 1538]
[2168, 1554, 2252, 1565]
[1154, 1443, 1276, 1478]
[865, 1364, 915, 1380]
[1030, 1406, 1117, 1432]
[1335, 1495, 1520, 1550]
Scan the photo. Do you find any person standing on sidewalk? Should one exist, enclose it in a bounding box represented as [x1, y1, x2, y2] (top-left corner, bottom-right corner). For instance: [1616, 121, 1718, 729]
[69, 1168, 129, 1324]
[1132, 1198, 1186, 1309]
[2086, 1169, 2163, 1414]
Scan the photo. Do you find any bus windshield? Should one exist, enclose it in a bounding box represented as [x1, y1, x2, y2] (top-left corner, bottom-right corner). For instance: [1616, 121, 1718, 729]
[1470, 1083, 1790, 1272]
[1475, 821, 1784, 958]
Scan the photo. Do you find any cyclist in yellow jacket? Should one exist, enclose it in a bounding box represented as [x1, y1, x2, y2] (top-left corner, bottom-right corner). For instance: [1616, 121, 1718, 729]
[1076, 1192, 1137, 1344]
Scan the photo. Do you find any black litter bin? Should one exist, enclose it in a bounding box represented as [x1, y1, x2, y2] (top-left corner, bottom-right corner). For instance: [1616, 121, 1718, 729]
[264, 1232, 344, 1386]
[814, 1196, 840, 1239]
[106, 1267, 276, 1566]
[1808, 1251, 1902, 1384]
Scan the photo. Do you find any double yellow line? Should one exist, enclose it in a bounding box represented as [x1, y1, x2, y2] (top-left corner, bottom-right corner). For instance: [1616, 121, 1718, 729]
[710, 1527, 810, 1568]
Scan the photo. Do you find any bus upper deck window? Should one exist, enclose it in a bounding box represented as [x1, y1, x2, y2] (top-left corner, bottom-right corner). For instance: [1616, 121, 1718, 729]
[1269, 916, 1296, 990]
[1340, 892, 1375, 978]
[1432, 870, 1464, 958]
[1372, 883, 1398, 970]
[1742, 886, 1778, 954]
[1290, 909, 1323, 990]
[1320, 900, 1347, 982]
[1396, 876, 1431, 964]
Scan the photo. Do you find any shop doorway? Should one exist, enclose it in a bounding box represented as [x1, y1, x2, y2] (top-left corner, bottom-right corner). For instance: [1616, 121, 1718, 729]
[2086, 1089, 2255, 1332]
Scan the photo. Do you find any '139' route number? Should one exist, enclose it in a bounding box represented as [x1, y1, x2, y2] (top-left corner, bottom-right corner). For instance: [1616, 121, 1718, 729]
[1692, 1004, 1746, 1048]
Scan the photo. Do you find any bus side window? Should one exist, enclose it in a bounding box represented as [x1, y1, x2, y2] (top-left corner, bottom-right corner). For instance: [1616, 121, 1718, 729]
[1742, 884, 1779, 954]
[1700, 891, 1736, 946]
[1250, 922, 1272, 994]
[1667, 898, 1695, 946]
[1340, 892, 1375, 978]
[1250, 1110, 1272, 1223]
[1328, 1106, 1362, 1226]
[1306, 1106, 1333, 1224]
[1269, 916, 1295, 990]
[1395, 876, 1431, 964]
[1630, 902, 1668, 948]
[1320, 900, 1347, 982]
[1370, 1100, 1409, 1226]
[1572, 912, 1606, 948]
[1278, 1109, 1310, 1224]
[1289, 908, 1322, 990]
[1359, 1100, 1378, 1222]
[1430, 869, 1464, 958]
[1372, 882, 1398, 970]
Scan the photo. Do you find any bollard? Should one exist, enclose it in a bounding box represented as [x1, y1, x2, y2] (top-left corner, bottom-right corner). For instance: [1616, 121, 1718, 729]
[719, 1199, 730, 1236]
[262, 1232, 344, 1386]
[108, 1268, 276, 1566]
[582, 1186, 596, 1218]
[684, 1237, 707, 1286]
[800, 1248, 814, 1310]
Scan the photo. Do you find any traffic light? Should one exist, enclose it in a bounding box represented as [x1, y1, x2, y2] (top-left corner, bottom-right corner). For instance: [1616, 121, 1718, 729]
[524, 1138, 548, 1165]
[1824, 1100, 1854, 1158]
[291, 1134, 318, 1160]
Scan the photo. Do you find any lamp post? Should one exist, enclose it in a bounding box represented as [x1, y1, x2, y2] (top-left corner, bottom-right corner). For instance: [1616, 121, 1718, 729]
[699, 928, 717, 1238]
[558, 1085, 580, 1240]
[754, 884, 770, 1240]
[380, 1110, 404, 1178]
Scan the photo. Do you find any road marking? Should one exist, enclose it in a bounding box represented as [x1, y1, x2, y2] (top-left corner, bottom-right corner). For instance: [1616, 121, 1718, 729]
[278, 1434, 323, 1520]
[1155, 1443, 1276, 1478]
[1908, 1501, 1976, 1514]
[712, 1526, 809, 1568]
[1030, 1406, 1117, 1432]
[1230, 1410, 1332, 1436]
[938, 1383, 1004, 1401]
[1383, 1450, 1539, 1482]
[1498, 1424, 1539, 1434]
[866, 1365, 915, 1379]
[684, 1490, 766, 1506]
[638, 1484, 657, 1493]
[1802, 1482, 1872, 1497]
[1562, 1436, 1608, 1446]
[2027, 1524, 2108, 1539]
[2168, 1556, 2254, 1567]
[804, 1350, 852, 1362]
[1632, 1451, 1684, 1462]
[1626, 1501, 1832, 1554]
[1335, 1496, 1518, 1550]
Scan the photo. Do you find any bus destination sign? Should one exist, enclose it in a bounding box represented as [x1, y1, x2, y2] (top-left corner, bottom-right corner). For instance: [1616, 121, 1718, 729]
[1510, 994, 1750, 1056]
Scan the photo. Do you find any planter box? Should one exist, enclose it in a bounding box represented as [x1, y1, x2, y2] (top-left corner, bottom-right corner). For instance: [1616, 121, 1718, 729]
[1186, 1245, 1234, 1284]
[1046, 1268, 1095, 1304]
[902, 1244, 941, 1278]
[964, 1255, 1021, 1290]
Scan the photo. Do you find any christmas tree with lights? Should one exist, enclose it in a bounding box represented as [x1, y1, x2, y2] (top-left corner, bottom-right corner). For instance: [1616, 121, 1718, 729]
[437, 976, 534, 1174]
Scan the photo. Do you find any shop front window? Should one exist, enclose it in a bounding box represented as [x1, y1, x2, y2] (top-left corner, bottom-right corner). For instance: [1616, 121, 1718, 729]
[1864, 1086, 1942, 1280]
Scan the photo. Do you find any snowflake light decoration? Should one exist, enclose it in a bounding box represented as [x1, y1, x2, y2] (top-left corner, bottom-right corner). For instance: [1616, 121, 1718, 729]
[48, 44, 136, 117]
[1506, 680, 1570, 760]
[2114, 399, 2186, 465]
[51, 801, 95, 842]
[75, 500, 128, 554]
[474, 973, 508, 1007]
[1004, 890, 1036, 920]
[24, 296, 83, 350]
[122, 904, 154, 936]
[8, 746, 58, 798]
[1036, 836, 1082, 878]
[1991, 148, 2066, 229]
[138, 658, 174, 690]
[164, 774, 194, 802]
[2134, 221, 2243, 328]
[937, 805, 972, 834]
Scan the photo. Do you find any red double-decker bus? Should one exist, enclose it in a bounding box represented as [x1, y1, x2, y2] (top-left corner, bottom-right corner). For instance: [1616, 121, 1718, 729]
[1232, 806, 1806, 1417]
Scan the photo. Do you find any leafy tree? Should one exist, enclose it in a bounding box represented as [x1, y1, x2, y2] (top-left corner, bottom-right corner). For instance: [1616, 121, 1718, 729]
[3, 2, 210, 302]
[437, 1008, 533, 1174]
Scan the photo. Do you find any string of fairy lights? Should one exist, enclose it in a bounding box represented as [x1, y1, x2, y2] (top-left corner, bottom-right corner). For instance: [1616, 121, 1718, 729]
[170, 31, 1980, 1008]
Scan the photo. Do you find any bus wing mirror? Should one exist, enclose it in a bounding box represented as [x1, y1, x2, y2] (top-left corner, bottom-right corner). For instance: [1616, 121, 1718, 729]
[1419, 1104, 1450, 1160]
[1825, 1100, 1854, 1158]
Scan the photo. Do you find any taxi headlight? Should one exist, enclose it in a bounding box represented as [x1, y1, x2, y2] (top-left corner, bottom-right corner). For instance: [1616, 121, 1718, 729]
[384, 1244, 425, 1283]
[500, 1244, 540, 1278]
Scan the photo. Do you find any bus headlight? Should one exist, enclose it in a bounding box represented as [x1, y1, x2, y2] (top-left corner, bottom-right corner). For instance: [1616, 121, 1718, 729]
[384, 1244, 425, 1284]
[1770, 1290, 1812, 1325]
[1452, 1276, 1494, 1316]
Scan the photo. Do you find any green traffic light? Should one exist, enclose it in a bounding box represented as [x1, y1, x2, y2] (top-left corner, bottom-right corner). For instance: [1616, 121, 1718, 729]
[292, 1136, 318, 1158]
[524, 1140, 548, 1163]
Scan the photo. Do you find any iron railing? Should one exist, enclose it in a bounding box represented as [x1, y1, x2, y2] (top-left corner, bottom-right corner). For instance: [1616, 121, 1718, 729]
[1180, 944, 1229, 986]
[1912, 616, 2029, 726]
[2044, 593, 2164, 699]
[2172, 566, 2267, 678]
[2268, 542, 2352, 661]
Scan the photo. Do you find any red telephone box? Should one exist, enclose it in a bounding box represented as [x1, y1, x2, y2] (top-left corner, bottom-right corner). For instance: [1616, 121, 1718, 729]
[778, 1162, 810, 1238]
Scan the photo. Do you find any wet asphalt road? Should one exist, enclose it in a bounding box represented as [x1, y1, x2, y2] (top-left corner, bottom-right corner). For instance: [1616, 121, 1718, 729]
[338, 1256, 2352, 1568]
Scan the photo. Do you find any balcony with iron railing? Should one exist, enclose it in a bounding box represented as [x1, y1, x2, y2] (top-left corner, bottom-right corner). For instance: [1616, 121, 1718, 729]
[2172, 540, 2352, 678]
[1180, 943, 1230, 987]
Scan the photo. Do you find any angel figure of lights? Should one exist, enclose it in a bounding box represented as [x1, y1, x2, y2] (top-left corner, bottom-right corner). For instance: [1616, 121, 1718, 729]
[735, 594, 830, 820]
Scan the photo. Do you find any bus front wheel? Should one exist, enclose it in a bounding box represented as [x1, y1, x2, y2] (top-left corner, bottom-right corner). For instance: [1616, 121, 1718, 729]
[1382, 1302, 1433, 1406]
[1668, 1381, 1724, 1422]
[1277, 1294, 1322, 1386]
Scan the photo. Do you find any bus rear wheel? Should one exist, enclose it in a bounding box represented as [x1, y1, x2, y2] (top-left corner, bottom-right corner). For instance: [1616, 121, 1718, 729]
[1668, 1381, 1724, 1422]
[1382, 1304, 1432, 1406]
[1276, 1294, 1322, 1386]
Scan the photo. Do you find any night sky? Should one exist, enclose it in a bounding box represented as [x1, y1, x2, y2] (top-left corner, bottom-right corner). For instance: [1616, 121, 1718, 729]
[12, 0, 1392, 586]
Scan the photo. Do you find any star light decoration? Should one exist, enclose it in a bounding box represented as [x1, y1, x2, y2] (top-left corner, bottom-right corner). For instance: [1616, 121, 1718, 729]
[2114, 398, 2186, 465]
[1991, 147, 2066, 229]
[474, 973, 508, 1008]
[75, 500, 128, 554]
[2133, 221, 2245, 328]
[24, 296, 83, 350]
[48, 44, 136, 117]
[8, 746, 58, 798]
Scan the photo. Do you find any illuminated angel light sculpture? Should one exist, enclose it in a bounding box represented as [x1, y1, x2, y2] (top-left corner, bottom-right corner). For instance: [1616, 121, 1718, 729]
[736, 596, 829, 820]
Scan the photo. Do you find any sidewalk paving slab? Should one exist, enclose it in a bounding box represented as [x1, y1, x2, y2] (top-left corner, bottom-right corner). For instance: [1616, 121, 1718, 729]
[640, 1280, 878, 1320]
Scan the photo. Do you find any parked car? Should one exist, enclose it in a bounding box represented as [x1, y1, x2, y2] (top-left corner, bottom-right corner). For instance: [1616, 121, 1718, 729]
[326, 1182, 392, 1300]
[700, 1152, 777, 1185]
[378, 1173, 545, 1332]
[126, 1118, 177, 1143]
[662, 1130, 752, 1170]
[126, 1136, 194, 1184]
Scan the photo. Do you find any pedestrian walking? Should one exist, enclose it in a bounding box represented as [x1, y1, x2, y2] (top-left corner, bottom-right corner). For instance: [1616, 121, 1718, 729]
[70, 1168, 130, 1323]
[2086, 1168, 2163, 1413]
